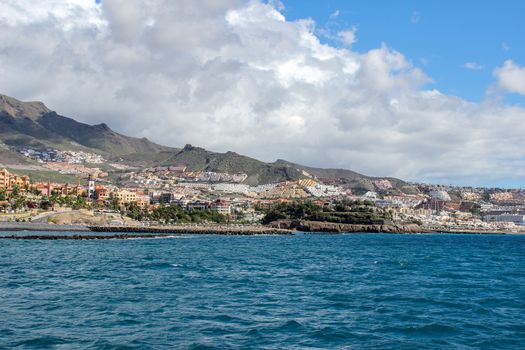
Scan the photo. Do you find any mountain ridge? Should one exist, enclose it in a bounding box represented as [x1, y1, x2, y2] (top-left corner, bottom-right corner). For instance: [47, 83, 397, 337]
[0, 93, 173, 157]
[0, 93, 417, 191]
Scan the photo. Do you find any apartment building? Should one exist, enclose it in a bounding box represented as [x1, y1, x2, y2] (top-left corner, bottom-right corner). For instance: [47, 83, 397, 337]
[112, 189, 137, 205]
[211, 199, 232, 215]
[0, 168, 30, 190]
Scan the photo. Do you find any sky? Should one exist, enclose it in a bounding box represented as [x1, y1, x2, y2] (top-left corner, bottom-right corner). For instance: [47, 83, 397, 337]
[283, 0, 525, 105]
[0, 0, 525, 187]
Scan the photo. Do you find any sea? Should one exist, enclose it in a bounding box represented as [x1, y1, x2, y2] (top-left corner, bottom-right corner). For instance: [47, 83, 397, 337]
[0, 232, 524, 349]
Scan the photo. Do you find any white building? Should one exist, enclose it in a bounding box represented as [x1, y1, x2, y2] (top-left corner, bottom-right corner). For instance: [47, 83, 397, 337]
[484, 214, 525, 225]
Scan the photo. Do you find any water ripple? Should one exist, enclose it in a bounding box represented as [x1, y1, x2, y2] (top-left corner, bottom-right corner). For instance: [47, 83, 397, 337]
[0, 233, 524, 349]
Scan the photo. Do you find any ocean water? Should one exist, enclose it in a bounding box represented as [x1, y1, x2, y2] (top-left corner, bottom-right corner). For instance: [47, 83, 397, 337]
[0, 233, 524, 349]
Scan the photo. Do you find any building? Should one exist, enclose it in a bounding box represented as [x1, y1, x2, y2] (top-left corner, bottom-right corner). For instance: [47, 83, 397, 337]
[187, 200, 209, 211]
[112, 189, 138, 205]
[95, 186, 109, 202]
[211, 199, 232, 215]
[33, 182, 79, 197]
[484, 214, 525, 225]
[0, 168, 30, 190]
[0, 168, 7, 189]
[136, 195, 151, 208]
[87, 175, 95, 200]
[168, 165, 187, 173]
[159, 192, 174, 204]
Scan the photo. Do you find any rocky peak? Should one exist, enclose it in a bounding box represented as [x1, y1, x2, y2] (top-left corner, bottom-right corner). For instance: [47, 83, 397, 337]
[0, 93, 50, 120]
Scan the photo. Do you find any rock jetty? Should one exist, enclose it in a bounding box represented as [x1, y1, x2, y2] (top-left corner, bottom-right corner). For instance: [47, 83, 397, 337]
[268, 220, 426, 233]
[0, 234, 173, 240]
[88, 224, 291, 236]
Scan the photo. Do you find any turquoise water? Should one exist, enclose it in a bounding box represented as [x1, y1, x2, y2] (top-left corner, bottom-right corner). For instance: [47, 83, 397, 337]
[0, 233, 524, 349]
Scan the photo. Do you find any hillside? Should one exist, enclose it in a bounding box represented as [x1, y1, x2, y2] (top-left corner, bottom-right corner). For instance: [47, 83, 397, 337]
[0, 94, 173, 159]
[162, 144, 306, 186]
[274, 160, 419, 195]
[0, 93, 416, 190]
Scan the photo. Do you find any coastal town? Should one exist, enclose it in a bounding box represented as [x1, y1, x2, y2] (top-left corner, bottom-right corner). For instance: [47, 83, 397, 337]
[2, 158, 525, 233]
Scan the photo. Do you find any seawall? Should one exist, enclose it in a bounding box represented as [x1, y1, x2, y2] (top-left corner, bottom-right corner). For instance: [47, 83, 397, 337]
[268, 220, 426, 233]
[88, 224, 292, 236]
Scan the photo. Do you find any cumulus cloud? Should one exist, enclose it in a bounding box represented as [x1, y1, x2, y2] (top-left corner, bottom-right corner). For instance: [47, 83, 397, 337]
[493, 60, 525, 95]
[337, 26, 357, 46]
[0, 0, 525, 186]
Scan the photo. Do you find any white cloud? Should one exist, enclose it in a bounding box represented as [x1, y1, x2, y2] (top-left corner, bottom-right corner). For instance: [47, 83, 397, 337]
[337, 26, 357, 46]
[330, 10, 340, 19]
[464, 62, 483, 70]
[0, 0, 105, 29]
[493, 60, 525, 95]
[0, 0, 525, 186]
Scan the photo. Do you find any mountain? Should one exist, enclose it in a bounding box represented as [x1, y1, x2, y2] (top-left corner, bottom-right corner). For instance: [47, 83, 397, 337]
[0, 93, 417, 192]
[161, 146, 419, 193]
[274, 160, 419, 195]
[0, 94, 173, 158]
[162, 144, 306, 186]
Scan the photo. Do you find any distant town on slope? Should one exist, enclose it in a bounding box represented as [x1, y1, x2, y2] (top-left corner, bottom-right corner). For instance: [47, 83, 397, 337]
[2, 93, 525, 232]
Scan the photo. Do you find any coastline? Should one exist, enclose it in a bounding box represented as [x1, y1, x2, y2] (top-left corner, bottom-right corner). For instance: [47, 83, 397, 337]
[0, 222, 292, 237]
[88, 224, 292, 235]
[0, 222, 90, 232]
[268, 220, 426, 234]
[1, 221, 524, 239]
[267, 220, 525, 235]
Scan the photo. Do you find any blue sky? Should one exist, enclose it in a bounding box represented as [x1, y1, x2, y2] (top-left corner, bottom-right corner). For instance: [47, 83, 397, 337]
[281, 0, 525, 105]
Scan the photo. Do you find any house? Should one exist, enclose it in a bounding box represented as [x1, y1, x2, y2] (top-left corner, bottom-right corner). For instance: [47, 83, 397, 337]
[211, 199, 231, 215]
[187, 200, 209, 211]
[95, 186, 109, 202]
[136, 195, 151, 208]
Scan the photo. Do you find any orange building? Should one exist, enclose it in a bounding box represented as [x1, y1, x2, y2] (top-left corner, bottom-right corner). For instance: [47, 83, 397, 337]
[34, 182, 81, 196]
[95, 186, 109, 202]
[111, 189, 150, 208]
[136, 195, 151, 208]
[0, 168, 30, 190]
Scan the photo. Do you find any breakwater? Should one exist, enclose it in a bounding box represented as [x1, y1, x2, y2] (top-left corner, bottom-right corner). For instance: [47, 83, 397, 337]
[0, 223, 291, 239]
[0, 233, 177, 240]
[269, 220, 426, 233]
[0, 222, 90, 232]
[89, 224, 291, 236]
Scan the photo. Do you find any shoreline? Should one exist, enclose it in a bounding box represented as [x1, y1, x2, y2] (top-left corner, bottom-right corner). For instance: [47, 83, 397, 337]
[269, 220, 525, 235]
[0, 222, 292, 237]
[1, 221, 524, 239]
[88, 224, 292, 235]
[0, 222, 90, 232]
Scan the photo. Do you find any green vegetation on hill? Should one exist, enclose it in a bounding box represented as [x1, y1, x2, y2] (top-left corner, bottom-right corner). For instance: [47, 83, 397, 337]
[7, 168, 79, 185]
[261, 200, 393, 225]
[162, 144, 306, 185]
[0, 148, 35, 165]
[113, 150, 180, 168]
